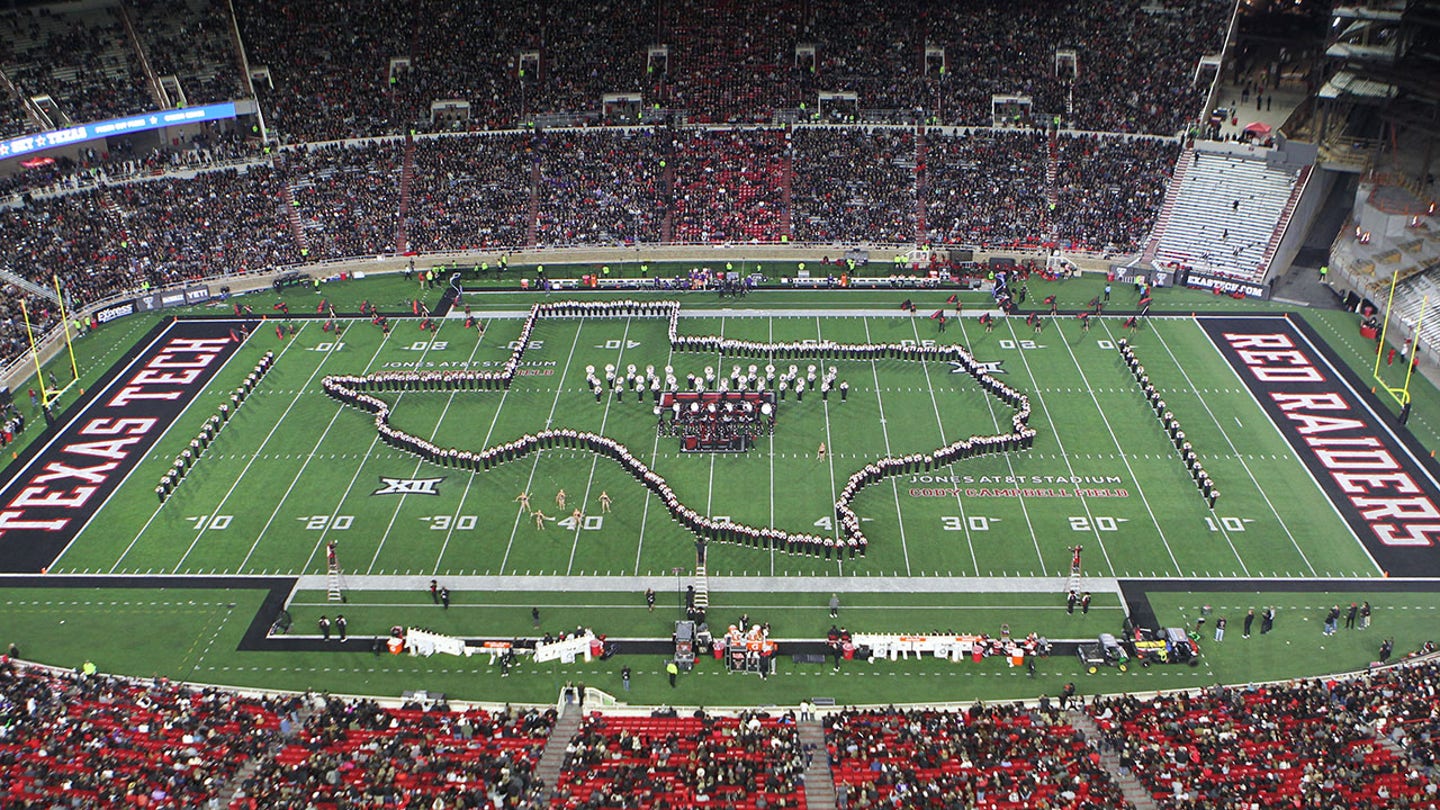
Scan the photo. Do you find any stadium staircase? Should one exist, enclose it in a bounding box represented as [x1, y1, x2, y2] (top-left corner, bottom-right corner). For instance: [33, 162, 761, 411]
[227, 701, 316, 807]
[798, 717, 839, 809]
[660, 159, 675, 244]
[1256, 164, 1312, 278]
[0, 268, 60, 304]
[1045, 129, 1060, 242]
[396, 133, 415, 253]
[1139, 146, 1194, 266]
[915, 128, 928, 244]
[1068, 710, 1157, 810]
[534, 702, 583, 802]
[779, 150, 793, 240]
[692, 561, 709, 612]
[116, 3, 167, 110]
[273, 155, 309, 254]
[526, 157, 540, 248]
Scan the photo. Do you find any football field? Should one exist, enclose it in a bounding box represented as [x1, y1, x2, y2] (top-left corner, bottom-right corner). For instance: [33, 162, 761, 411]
[42, 305, 1378, 582]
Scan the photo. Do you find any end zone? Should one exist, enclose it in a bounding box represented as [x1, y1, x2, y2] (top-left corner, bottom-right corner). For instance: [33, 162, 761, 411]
[1201, 315, 1440, 577]
[0, 320, 244, 572]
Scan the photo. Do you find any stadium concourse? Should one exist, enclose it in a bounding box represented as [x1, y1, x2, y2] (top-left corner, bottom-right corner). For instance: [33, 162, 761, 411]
[2, 651, 1439, 808]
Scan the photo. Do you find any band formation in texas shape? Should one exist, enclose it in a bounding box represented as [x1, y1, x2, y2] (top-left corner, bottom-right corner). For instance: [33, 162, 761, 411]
[322, 301, 1035, 559]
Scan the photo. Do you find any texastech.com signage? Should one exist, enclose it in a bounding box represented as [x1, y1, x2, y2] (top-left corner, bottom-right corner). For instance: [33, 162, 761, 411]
[0, 320, 241, 572]
[1202, 316, 1440, 576]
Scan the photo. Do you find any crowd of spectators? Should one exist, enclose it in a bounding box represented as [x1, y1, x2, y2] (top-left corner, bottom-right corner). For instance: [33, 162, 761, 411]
[1052, 133, 1179, 253]
[0, 5, 154, 127]
[0, 658, 285, 808]
[924, 129, 1049, 250]
[656, 0, 802, 124]
[285, 140, 401, 259]
[827, 702, 1129, 809]
[671, 127, 788, 243]
[535, 128, 666, 246]
[552, 710, 807, 808]
[1086, 672, 1440, 809]
[0, 0, 1231, 145]
[130, 0, 245, 106]
[406, 134, 531, 253]
[238, 696, 554, 808]
[234, 0, 414, 143]
[0, 161, 295, 321]
[791, 127, 915, 244]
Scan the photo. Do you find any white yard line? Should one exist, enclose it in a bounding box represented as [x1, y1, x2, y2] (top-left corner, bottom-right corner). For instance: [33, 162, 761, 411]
[999, 318, 1119, 576]
[704, 316, 725, 524]
[632, 328, 677, 575]
[235, 329, 392, 572]
[112, 324, 313, 573]
[953, 317, 1047, 573]
[496, 320, 588, 573]
[767, 317, 776, 576]
[861, 317, 913, 576]
[1191, 319, 1333, 575]
[816, 316, 842, 576]
[1114, 320, 1261, 574]
[1051, 321, 1186, 574]
[565, 318, 633, 574]
[908, 318, 980, 575]
[365, 323, 484, 574]
[294, 327, 453, 576]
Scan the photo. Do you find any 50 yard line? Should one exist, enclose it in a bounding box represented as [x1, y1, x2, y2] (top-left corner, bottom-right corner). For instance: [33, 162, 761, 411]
[496, 319, 588, 574]
[565, 318, 633, 574]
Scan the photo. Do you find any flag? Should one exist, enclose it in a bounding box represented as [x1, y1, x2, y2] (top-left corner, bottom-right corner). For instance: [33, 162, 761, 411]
[931, 310, 943, 320]
[901, 299, 913, 311]
[316, 298, 327, 313]
[946, 294, 958, 304]
[412, 299, 420, 315]
[229, 328, 241, 343]
[275, 325, 285, 339]
[1138, 295, 1153, 308]
[1043, 295, 1056, 305]
[1077, 312, 1089, 320]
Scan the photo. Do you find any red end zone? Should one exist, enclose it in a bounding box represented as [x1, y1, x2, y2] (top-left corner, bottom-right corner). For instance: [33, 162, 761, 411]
[0, 320, 243, 572]
[1201, 315, 1440, 576]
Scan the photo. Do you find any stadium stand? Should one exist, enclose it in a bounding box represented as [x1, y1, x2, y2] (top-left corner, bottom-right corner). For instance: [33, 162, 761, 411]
[550, 711, 808, 809]
[406, 133, 532, 253]
[234, 0, 415, 143]
[129, 0, 245, 107]
[285, 141, 402, 259]
[827, 703, 1130, 809]
[0, 658, 284, 808]
[0, 4, 154, 127]
[238, 698, 555, 808]
[1152, 146, 1302, 282]
[535, 128, 666, 247]
[791, 126, 915, 245]
[924, 129, 1049, 250]
[1052, 133, 1179, 254]
[670, 127, 789, 243]
[1086, 675, 1440, 809]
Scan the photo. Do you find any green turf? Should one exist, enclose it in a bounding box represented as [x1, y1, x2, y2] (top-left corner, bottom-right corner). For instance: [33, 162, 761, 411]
[7, 271, 1440, 706]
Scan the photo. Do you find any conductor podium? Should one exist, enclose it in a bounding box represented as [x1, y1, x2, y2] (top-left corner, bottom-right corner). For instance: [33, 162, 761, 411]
[660, 391, 776, 453]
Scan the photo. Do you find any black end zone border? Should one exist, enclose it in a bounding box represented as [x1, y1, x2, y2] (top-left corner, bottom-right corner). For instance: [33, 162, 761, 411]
[1200, 313, 1440, 578]
[0, 320, 244, 572]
